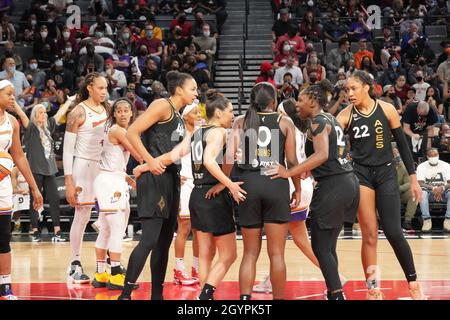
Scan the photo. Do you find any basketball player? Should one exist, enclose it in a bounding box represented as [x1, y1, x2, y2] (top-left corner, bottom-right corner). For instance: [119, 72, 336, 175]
[92, 98, 143, 290]
[63, 73, 109, 284]
[0, 80, 43, 300]
[268, 81, 360, 300]
[336, 70, 427, 300]
[118, 71, 197, 300]
[173, 101, 202, 286]
[225, 82, 301, 300]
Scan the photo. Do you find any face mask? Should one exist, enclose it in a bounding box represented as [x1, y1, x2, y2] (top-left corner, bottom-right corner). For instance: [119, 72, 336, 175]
[31, 20, 37, 26]
[140, 50, 148, 56]
[40, 31, 48, 38]
[428, 156, 439, 165]
[416, 76, 423, 82]
[48, 18, 54, 23]
[55, 60, 63, 67]
[65, 47, 72, 53]
[310, 77, 317, 83]
[63, 31, 70, 39]
[203, 31, 210, 37]
[146, 30, 153, 38]
[307, 0, 314, 6]
[391, 61, 399, 68]
[363, 61, 370, 68]
[123, 32, 130, 39]
[29, 63, 38, 70]
[8, 66, 15, 73]
[283, 44, 291, 52]
[95, 31, 104, 38]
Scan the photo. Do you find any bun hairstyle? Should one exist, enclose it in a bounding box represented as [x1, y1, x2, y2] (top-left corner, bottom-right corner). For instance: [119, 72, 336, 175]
[301, 79, 334, 109]
[108, 98, 136, 126]
[205, 89, 230, 119]
[244, 82, 277, 132]
[166, 70, 194, 96]
[349, 70, 376, 99]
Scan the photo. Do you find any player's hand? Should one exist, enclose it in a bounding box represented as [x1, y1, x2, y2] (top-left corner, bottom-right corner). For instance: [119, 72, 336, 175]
[65, 181, 77, 207]
[133, 163, 149, 180]
[290, 190, 301, 208]
[148, 158, 166, 175]
[235, 148, 243, 163]
[31, 187, 43, 212]
[205, 183, 226, 199]
[180, 175, 188, 186]
[227, 181, 247, 204]
[411, 179, 423, 205]
[300, 171, 311, 179]
[265, 162, 291, 179]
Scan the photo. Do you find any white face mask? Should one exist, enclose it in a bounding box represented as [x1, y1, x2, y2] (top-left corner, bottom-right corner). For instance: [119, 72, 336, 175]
[428, 156, 439, 165]
[203, 31, 210, 37]
[63, 31, 70, 39]
[40, 31, 48, 38]
[31, 20, 37, 26]
[55, 60, 63, 67]
[29, 63, 38, 70]
[65, 47, 72, 53]
[283, 44, 291, 52]
[308, 0, 314, 6]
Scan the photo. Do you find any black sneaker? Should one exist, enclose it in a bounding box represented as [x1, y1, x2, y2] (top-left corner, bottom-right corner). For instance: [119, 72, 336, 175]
[402, 220, 413, 231]
[31, 231, 41, 242]
[52, 231, 68, 242]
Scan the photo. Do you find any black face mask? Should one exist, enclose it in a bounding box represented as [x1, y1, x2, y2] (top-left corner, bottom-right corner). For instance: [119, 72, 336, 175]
[416, 76, 423, 82]
[310, 77, 317, 83]
[418, 60, 426, 66]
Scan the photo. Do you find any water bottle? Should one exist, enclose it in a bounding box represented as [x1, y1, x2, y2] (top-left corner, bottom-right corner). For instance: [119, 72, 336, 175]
[127, 224, 134, 236]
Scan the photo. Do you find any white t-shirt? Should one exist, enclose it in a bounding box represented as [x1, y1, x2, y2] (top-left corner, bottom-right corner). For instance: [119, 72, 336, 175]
[416, 160, 450, 186]
[412, 82, 430, 102]
[274, 65, 304, 89]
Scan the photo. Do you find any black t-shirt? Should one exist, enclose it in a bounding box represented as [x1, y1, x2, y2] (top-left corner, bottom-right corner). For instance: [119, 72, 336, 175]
[272, 19, 295, 38]
[402, 102, 438, 134]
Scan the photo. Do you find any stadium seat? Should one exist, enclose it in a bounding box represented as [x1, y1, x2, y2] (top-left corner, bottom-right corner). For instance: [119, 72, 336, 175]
[425, 25, 448, 39]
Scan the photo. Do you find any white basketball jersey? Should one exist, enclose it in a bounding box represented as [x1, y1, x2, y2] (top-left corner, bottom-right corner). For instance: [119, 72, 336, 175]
[74, 103, 108, 161]
[289, 128, 310, 194]
[99, 126, 130, 173]
[0, 112, 13, 152]
[180, 152, 193, 180]
[16, 169, 29, 193]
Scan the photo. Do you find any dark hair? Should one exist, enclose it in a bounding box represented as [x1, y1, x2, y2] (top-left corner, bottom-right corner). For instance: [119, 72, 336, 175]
[281, 98, 307, 132]
[108, 98, 136, 126]
[338, 38, 349, 47]
[166, 71, 194, 96]
[348, 70, 376, 99]
[301, 79, 333, 109]
[244, 82, 277, 133]
[205, 89, 230, 119]
[75, 72, 110, 110]
[426, 86, 441, 100]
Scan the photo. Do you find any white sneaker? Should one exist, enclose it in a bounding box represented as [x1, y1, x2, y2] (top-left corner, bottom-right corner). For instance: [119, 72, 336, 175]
[421, 219, 432, 232]
[123, 234, 133, 242]
[352, 223, 361, 236]
[67, 263, 90, 284]
[91, 220, 100, 233]
[443, 219, 450, 233]
[252, 275, 272, 293]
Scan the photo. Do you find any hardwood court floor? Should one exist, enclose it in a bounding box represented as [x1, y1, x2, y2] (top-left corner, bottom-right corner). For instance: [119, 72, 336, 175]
[8, 238, 450, 300]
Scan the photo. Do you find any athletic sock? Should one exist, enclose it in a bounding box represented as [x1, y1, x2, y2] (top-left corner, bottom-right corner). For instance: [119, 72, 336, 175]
[0, 275, 12, 296]
[175, 258, 185, 271]
[199, 283, 216, 300]
[96, 260, 106, 273]
[111, 260, 121, 276]
[192, 256, 199, 272]
[240, 294, 251, 300]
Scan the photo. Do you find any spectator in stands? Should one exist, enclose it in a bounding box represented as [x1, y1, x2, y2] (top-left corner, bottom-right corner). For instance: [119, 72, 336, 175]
[193, 23, 216, 70]
[182, 54, 210, 90]
[48, 0, 73, 13]
[117, 27, 138, 57]
[77, 42, 104, 75]
[197, 0, 228, 34]
[274, 55, 303, 89]
[40, 79, 65, 114]
[25, 58, 46, 91]
[427, 0, 449, 25]
[0, 57, 30, 106]
[272, 8, 295, 42]
[88, 15, 113, 37]
[278, 72, 299, 100]
[255, 61, 276, 88]
[380, 84, 403, 113]
[403, 87, 420, 111]
[380, 56, 405, 87]
[44, 10, 59, 39]
[303, 56, 326, 84]
[61, 42, 77, 71]
[407, 56, 437, 86]
[403, 100, 438, 160]
[22, 74, 41, 111]
[89, 0, 110, 16]
[432, 122, 450, 152]
[426, 87, 444, 120]
[0, 15, 15, 43]
[394, 74, 410, 103]
[412, 70, 430, 102]
[191, 11, 218, 37]
[176, 0, 199, 14]
[274, 24, 305, 56]
[47, 57, 75, 94]
[359, 56, 377, 78]
[55, 26, 79, 57]
[401, 24, 426, 57]
[158, 0, 177, 14]
[110, 0, 133, 20]
[390, 145, 417, 231]
[33, 25, 56, 57]
[3, 41, 23, 72]
[139, 18, 163, 41]
[103, 59, 127, 100]
[354, 38, 373, 70]
[125, 82, 147, 114]
[298, 10, 322, 43]
[417, 148, 450, 233]
[170, 12, 193, 39]
[139, 24, 163, 65]
[296, 0, 322, 18]
[160, 58, 181, 88]
[325, 38, 353, 79]
[323, 10, 348, 44]
[347, 11, 372, 42]
[399, 8, 423, 36]
[140, 58, 160, 93]
[21, 14, 39, 43]
[405, 37, 435, 68]
[273, 41, 299, 68]
[437, 47, 450, 83]
[333, 0, 348, 17]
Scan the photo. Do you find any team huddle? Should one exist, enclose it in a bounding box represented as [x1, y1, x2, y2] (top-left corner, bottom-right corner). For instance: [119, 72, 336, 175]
[0, 69, 428, 300]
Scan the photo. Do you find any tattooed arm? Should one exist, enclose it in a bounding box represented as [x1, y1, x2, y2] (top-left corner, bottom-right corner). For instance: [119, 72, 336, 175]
[63, 105, 85, 207]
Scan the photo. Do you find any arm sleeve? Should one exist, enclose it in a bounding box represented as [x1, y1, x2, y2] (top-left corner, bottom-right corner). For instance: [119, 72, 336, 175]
[392, 126, 415, 175]
[63, 132, 77, 176]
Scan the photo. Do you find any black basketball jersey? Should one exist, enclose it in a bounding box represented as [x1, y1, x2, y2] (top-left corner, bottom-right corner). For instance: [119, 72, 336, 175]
[191, 125, 224, 185]
[238, 112, 286, 171]
[345, 100, 393, 166]
[305, 112, 353, 179]
[141, 98, 185, 171]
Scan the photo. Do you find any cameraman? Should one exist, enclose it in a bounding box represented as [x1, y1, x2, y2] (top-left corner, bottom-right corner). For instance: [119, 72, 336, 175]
[278, 72, 299, 101]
